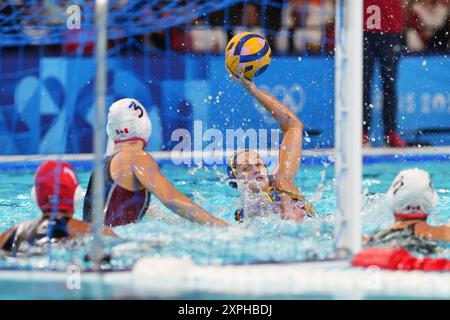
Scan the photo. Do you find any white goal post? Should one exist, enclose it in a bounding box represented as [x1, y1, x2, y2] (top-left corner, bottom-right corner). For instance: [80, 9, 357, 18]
[334, 0, 363, 255]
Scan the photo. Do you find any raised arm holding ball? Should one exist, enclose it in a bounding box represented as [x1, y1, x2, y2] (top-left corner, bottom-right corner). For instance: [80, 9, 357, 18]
[224, 33, 317, 222]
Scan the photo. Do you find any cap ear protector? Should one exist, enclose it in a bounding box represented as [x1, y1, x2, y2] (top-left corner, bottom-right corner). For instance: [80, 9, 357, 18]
[226, 150, 241, 189]
[105, 137, 115, 157]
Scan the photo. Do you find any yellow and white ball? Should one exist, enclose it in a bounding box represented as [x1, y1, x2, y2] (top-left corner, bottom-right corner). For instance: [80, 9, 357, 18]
[225, 32, 271, 79]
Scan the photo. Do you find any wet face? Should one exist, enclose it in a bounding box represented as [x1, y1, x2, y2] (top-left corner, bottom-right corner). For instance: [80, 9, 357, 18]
[234, 151, 270, 192]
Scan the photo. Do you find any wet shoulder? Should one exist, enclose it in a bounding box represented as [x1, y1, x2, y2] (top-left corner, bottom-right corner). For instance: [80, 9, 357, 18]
[109, 150, 150, 177]
[133, 151, 160, 171]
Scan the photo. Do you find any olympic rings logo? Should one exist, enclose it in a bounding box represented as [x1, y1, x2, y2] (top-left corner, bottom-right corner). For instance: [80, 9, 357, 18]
[259, 83, 305, 113]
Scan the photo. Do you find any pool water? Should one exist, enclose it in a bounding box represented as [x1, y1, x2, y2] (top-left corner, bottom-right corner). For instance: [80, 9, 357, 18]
[0, 158, 449, 272]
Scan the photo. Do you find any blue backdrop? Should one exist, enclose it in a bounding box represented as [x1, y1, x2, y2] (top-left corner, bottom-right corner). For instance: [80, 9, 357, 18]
[0, 53, 449, 155]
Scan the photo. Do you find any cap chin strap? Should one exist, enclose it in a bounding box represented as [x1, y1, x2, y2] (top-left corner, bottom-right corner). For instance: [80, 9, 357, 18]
[229, 150, 239, 178]
[394, 212, 429, 219]
[114, 137, 148, 148]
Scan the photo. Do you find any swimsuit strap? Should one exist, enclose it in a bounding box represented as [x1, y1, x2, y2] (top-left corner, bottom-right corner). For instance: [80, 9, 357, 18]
[2, 227, 17, 251]
[263, 191, 274, 203]
[369, 223, 418, 243]
[267, 188, 318, 216]
[105, 152, 121, 182]
[366, 222, 438, 255]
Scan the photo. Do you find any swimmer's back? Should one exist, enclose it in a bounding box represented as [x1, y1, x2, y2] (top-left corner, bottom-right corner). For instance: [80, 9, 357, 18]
[0, 216, 112, 252]
[109, 149, 148, 191]
[365, 221, 445, 255]
[83, 150, 153, 227]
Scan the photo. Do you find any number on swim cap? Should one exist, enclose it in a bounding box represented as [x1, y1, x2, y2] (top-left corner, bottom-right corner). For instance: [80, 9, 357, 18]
[128, 101, 144, 118]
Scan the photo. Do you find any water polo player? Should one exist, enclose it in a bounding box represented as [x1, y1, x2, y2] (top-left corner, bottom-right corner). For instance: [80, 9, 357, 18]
[364, 168, 450, 254]
[226, 69, 318, 222]
[83, 98, 228, 228]
[0, 161, 116, 253]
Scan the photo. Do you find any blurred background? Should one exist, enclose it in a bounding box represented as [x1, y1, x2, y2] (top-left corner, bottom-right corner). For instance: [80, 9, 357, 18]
[0, 0, 449, 155]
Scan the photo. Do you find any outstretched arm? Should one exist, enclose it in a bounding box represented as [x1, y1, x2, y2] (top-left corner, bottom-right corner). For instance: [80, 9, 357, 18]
[228, 71, 304, 183]
[133, 153, 229, 227]
[416, 223, 450, 242]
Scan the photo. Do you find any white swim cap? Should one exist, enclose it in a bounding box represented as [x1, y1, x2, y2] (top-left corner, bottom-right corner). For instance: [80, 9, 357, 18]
[386, 168, 438, 219]
[106, 98, 152, 146]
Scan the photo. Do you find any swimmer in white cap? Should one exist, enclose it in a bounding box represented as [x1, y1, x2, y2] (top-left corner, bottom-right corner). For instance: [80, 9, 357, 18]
[83, 98, 228, 227]
[0, 161, 116, 254]
[364, 168, 450, 253]
[225, 67, 317, 223]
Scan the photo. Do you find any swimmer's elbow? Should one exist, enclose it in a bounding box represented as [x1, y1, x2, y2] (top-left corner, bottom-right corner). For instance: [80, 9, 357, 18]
[291, 118, 303, 130]
[164, 198, 196, 221]
[158, 194, 177, 208]
[159, 192, 188, 212]
[162, 197, 207, 223]
[283, 117, 303, 133]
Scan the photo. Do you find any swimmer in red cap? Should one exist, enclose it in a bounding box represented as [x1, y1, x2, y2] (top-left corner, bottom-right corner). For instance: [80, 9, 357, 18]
[83, 98, 228, 227]
[0, 161, 116, 253]
[225, 68, 317, 223]
[364, 168, 450, 254]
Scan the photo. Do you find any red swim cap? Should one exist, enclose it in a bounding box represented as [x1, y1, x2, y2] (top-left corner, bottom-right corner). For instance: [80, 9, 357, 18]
[34, 161, 79, 214]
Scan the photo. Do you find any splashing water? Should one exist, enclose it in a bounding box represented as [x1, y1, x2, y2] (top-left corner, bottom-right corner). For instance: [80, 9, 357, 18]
[0, 159, 448, 271]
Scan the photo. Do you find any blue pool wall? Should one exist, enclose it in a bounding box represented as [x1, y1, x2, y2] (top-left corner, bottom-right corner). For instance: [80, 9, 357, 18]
[0, 52, 449, 155]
